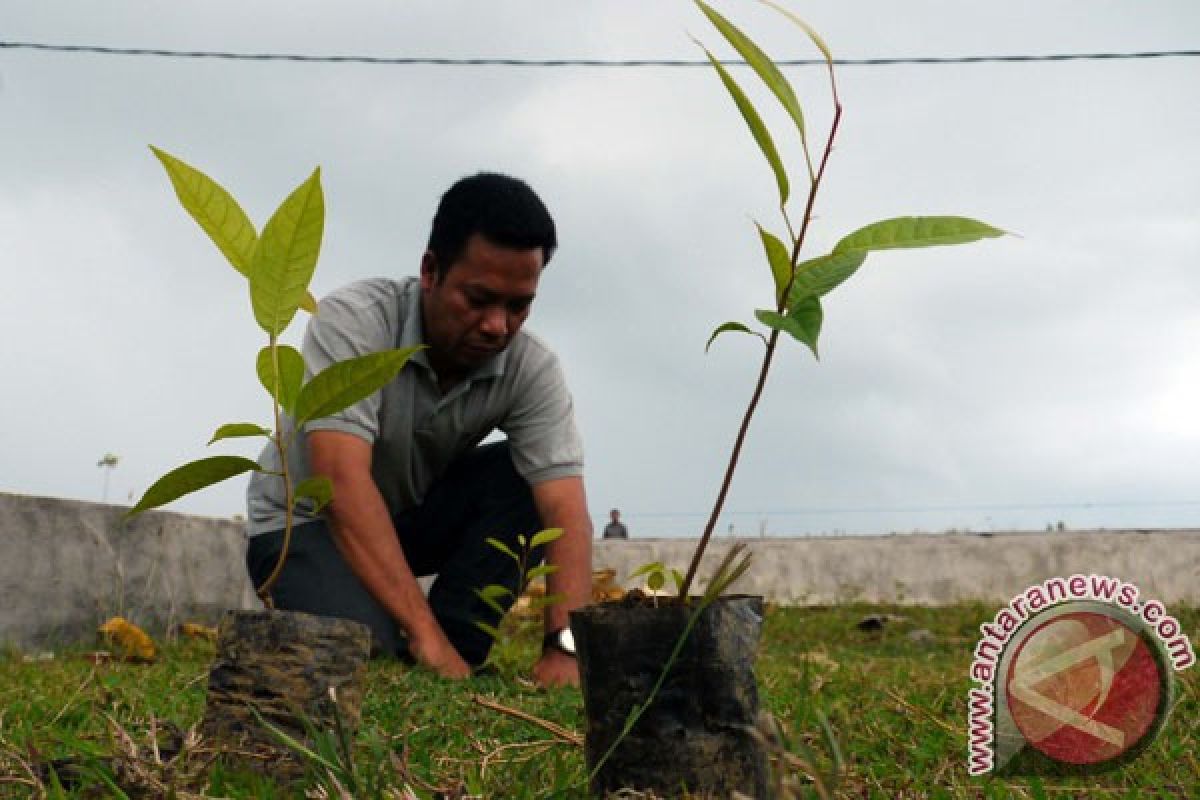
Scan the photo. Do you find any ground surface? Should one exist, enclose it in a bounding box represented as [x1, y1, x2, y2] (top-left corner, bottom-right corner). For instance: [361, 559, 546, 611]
[0, 604, 1195, 798]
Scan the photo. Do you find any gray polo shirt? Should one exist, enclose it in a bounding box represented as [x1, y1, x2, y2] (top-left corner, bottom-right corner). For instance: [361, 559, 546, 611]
[246, 276, 584, 536]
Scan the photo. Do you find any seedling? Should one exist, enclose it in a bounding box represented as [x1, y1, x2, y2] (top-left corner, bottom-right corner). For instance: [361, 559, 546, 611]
[576, 5, 1006, 794]
[627, 561, 684, 607]
[474, 528, 565, 669]
[678, 0, 1005, 598]
[128, 148, 420, 607]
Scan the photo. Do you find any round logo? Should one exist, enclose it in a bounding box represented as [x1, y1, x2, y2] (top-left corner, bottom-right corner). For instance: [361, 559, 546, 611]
[1004, 610, 1168, 766]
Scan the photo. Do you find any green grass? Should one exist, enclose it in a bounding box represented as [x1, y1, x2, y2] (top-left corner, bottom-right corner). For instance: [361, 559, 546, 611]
[0, 604, 1195, 798]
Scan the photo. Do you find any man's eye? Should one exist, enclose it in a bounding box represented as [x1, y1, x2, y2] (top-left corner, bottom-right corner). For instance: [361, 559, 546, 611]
[508, 299, 532, 314]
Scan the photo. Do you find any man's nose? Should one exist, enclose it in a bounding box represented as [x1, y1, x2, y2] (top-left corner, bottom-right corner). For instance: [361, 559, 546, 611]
[479, 306, 508, 338]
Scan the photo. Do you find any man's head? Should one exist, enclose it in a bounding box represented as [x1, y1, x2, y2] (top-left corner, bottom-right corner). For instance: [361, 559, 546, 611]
[610, 509, 621, 523]
[425, 172, 557, 282]
[420, 173, 557, 381]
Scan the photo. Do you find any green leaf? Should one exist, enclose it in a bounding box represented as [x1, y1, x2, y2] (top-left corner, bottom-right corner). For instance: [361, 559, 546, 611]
[529, 527, 564, 549]
[706, 322, 765, 353]
[833, 216, 1006, 255]
[670, 568, 686, 592]
[760, 0, 833, 66]
[149, 146, 258, 276]
[474, 621, 501, 640]
[299, 290, 318, 315]
[517, 533, 527, 548]
[474, 586, 509, 616]
[646, 571, 665, 592]
[697, 43, 789, 206]
[629, 561, 665, 580]
[756, 223, 793, 304]
[256, 344, 305, 416]
[530, 593, 566, 611]
[485, 537, 519, 563]
[127, 455, 260, 516]
[702, 543, 753, 603]
[294, 346, 422, 427]
[478, 595, 506, 616]
[786, 250, 868, 307]
[249, 167, 325, 335]
[696, 0, 807, 140]
[207, 422, 270, 446]
[525, 564, 559, 583]
[477, 584, 513, 601]
[756, 295, 823, 358]
[294, 476, 333, 514]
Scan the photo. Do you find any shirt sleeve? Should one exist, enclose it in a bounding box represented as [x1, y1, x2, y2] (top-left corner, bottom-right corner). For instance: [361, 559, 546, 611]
[299, 289, 391, 444]
[502, 344, 585, 485]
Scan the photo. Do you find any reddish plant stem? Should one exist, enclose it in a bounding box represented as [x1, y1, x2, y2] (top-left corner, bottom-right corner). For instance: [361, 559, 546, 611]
[678, 102, 844, 600]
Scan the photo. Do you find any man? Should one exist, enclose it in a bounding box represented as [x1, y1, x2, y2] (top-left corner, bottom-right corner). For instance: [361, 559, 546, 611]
[602, 508, 628, 540]
[245, 173, 592, 688]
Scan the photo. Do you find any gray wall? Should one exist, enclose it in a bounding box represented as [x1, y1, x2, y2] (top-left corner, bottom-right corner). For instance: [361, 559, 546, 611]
[0, 492, 258, 652]
[595, 531, 1200, 606]
[2, 492, 1196, 651]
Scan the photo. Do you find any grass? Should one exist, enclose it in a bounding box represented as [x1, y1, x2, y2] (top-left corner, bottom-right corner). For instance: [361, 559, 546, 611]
[0, 603, 1195, 798]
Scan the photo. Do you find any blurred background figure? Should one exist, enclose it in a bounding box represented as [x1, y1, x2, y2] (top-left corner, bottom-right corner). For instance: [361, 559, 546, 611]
[603, 508, 629, 540]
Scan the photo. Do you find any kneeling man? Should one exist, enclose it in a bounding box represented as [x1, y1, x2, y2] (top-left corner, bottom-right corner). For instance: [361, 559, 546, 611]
[245, 173, 591, 687]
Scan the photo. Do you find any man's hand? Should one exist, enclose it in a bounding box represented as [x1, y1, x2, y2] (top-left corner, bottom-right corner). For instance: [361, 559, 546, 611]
[409, 630, 471, 680]
[532, 648, 579, 688]
[310, 431, 472, 681]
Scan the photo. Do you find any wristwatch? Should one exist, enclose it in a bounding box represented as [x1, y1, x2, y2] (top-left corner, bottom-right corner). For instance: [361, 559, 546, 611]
[542, 627, 576, 657]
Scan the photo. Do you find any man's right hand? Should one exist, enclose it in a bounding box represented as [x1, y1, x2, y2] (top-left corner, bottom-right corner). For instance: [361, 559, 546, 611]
[309, 431, 471, 680]
[409, 630, 471, 679]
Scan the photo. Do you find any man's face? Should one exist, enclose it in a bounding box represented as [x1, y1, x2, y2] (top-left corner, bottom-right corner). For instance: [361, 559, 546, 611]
[420, 233, 542, 380]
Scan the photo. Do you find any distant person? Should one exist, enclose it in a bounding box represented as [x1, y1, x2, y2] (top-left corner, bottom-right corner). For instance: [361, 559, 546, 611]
[602, 508, 629, 540]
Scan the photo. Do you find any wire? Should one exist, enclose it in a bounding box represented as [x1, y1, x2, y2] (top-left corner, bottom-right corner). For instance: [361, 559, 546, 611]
[2, 41, 1198, 68]
[633, 500, 1200, 517]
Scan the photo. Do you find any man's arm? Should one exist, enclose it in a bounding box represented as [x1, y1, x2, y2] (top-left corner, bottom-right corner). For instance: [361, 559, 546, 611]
[308, 430, 470, 679]
[530, 475, 593, 687]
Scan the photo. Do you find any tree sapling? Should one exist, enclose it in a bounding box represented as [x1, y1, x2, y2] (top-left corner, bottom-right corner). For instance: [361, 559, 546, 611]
[571, 2, 1007, 796]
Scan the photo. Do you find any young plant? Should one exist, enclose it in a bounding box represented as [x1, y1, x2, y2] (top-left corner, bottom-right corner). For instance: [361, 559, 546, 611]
[627, 561, 685, 607]
[678, 0, 1006, 598]
[127, 148, 420, 607]
[587, 543, 754, 784]
[474, 528, 565, 668]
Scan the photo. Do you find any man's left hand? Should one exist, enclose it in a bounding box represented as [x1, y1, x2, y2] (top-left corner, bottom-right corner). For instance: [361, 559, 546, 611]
[532, 648, 579, 688]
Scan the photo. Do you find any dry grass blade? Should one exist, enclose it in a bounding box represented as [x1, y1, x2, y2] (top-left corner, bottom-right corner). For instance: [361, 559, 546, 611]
[478, 740, 556, 779]
[748, 711, 840, 800]
[470, 694, 583, 746]
[389, 747, 462, 797]
[883, 687, 956, 734]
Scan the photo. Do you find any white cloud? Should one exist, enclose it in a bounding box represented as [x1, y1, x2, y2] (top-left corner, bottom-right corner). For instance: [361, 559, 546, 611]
[2, 1, 1198, 534]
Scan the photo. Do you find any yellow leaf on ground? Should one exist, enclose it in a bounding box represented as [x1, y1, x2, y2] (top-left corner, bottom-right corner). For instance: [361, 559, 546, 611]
[98, 616, 156, 663]
[179, 622, 218, 642]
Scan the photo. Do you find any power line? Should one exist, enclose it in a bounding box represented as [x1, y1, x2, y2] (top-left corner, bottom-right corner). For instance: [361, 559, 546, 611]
[2, 41, 1198, 68]
[632, 500, 1200, 517]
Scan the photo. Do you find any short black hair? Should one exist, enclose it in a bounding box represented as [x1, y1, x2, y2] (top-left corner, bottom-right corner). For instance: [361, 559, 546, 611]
[427, 172, 557, 279]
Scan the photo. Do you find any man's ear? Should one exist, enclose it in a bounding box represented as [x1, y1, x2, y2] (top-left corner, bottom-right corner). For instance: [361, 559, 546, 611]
[419, 251, 437, 290]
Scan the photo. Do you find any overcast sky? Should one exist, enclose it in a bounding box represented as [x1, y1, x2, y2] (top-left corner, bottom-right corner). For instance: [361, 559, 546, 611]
[3, 1, 1198, 537]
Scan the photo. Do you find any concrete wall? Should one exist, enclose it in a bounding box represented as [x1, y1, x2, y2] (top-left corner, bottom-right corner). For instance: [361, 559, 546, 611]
[0, 492, 258, 652]
[2, 492, 1197, 651]
[594, 531, 1200, 606]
